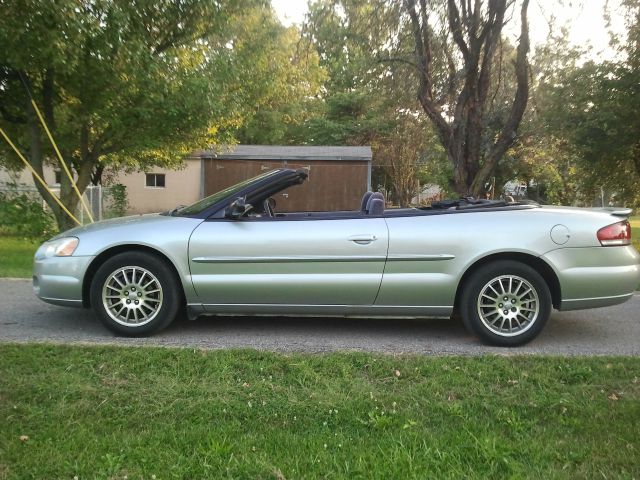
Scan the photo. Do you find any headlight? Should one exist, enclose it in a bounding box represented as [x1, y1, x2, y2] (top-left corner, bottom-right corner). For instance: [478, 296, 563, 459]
[36, 237, 79, 258]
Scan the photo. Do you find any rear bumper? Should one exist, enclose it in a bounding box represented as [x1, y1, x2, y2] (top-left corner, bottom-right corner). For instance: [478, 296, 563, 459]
[541, 246, 640, 311]
[33, 255, 94, 307]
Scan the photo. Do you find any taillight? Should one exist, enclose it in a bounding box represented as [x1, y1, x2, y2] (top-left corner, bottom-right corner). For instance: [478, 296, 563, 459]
[597, 220, 631, 246]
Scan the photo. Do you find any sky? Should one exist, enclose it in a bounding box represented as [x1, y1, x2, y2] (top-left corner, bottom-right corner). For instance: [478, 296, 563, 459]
[271, 0, 628, 61]
[271, 0, 309, 26]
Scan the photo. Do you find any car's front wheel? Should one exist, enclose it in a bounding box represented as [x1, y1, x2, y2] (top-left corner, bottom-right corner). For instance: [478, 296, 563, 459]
[460, 260, 552, 346]
[90, 252, 180, 336]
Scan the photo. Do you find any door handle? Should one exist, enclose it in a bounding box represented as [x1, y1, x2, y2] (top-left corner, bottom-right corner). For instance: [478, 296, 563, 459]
[348, 234, 378, 245]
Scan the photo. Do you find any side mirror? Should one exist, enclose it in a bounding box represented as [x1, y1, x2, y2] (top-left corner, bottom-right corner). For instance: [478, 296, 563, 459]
[225, 196, 249, 219]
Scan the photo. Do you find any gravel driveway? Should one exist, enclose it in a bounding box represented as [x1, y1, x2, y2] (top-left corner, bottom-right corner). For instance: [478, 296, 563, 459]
[0, 278, 638, 355]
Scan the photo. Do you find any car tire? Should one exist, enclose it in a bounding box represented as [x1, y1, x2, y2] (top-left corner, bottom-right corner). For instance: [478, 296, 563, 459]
[460, 260, 552, 347]
[90, 251, 181, 337]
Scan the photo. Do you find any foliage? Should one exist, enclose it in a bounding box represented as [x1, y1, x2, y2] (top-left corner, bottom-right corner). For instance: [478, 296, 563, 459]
[299, 0, 534, 201]
[376, 113, 444, 206]
[505, 0, 640, 207]
[232, 7, 326, 145]
[300, 0, 435, 202]
[0, 0, 263, 230]
[299, 0, 401, 149]
[103, 183, 129, 219]
[297, 91, 395, 146]
[296, 1, 639, 206]
[0, 187, 55, 239]
[537, 61, 640, 206]
[1, 344, 640, 478]
[303, 0, 402, 93]
[1, 0, 638, 213]
[498, 30, 580, 205]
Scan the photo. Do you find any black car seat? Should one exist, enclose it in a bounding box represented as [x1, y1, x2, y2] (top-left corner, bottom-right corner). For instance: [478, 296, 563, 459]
[368, 198, 385, 216]
[365, 192, 385, 215]
[360, 191, 373, 212]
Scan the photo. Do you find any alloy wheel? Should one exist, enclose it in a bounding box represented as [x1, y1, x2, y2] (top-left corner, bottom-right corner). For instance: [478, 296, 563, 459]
[476, 274, 539, 337]
[102, 266, 163, 326]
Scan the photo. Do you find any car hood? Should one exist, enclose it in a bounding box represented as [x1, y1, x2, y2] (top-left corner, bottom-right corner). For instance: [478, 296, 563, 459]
[51, 213, 197, 240]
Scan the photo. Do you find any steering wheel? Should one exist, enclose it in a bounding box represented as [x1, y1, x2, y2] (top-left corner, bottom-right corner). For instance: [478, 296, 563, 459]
[262, 197, 276, 217]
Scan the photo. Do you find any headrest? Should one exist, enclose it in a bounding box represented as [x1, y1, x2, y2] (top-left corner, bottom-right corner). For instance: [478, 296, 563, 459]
[360, 191, 373, 211]
[368, 198, 385, 216]
[365, 192, 385, 213]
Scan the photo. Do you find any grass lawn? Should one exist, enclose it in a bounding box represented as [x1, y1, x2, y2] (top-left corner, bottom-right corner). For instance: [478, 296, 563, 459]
[0, 235, 39, 278]
[0, 344, 639, 479]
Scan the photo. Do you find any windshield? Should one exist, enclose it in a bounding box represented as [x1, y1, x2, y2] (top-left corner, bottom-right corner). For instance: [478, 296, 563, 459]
[175, 170, 280, 216]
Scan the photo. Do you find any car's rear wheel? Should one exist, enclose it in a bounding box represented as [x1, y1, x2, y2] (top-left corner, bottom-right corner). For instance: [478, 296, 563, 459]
[90, 252, 180, 336]
[460, 260, 551, 346]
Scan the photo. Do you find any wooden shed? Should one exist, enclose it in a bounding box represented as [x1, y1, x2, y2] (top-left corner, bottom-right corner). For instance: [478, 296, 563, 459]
[195, 145, 372, 212]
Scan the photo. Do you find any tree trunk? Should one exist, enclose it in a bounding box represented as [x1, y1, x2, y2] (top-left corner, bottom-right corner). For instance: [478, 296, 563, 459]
[25, 95, 66, 230]
[22, 70, 104, 232]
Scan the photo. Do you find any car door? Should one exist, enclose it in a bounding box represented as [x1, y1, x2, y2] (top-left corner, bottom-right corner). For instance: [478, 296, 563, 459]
[188, 216, 389, 307]
[375, 214, 463, 311]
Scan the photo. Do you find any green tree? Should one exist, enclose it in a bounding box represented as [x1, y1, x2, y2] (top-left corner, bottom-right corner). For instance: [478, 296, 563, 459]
[0, 0, 260, 230]
[232, 7, 325, 145]
[526, 0, 640, 207]
[500, 29, 585, 205]
[298, 0, 400, 147]
[509, 0, 640, 207]
[548, 62, 639, 205]
[299, 0, 536, 201]
[299, 0, 434, 200]
[295, 91, 394, 146]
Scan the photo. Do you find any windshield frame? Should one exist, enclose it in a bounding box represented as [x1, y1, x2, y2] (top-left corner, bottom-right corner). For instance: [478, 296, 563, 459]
[170, 169, 303, 219]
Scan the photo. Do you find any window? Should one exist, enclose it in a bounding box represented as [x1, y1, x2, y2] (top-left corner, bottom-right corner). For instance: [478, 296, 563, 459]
[145, 173, 165, 188]
[54, 170, 62, 185]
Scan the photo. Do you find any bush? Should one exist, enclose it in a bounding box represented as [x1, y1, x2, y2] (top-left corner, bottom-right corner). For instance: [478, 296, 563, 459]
[0, 189, 56, 239]
[104, 183, 129, 218]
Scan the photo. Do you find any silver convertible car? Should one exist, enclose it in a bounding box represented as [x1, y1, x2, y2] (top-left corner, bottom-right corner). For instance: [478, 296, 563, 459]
[34, 168, 639, 346]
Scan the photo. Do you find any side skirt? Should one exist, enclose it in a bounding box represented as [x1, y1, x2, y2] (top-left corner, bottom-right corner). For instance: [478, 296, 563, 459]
[186, 303, 453, 320]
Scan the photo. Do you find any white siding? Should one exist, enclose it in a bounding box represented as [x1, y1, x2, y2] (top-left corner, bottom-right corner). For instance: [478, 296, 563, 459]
[114, 160, 201, 214]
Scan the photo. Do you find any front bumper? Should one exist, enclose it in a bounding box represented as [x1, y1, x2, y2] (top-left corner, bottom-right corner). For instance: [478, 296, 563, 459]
[541, 246, 640, 311]
[33, 255, 94, 307]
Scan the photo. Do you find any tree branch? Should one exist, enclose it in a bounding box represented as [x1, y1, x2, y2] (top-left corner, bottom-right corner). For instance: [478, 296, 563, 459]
[478, 0, 506, 107]
[472, 0, 530, 193]
[405, 0, 452, 144]
[377, 55, 419, 70]
[447, 0, 470, 62]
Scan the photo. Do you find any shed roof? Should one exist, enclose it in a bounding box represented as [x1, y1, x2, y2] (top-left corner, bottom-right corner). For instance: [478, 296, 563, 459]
[195, 145, 372, 162]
